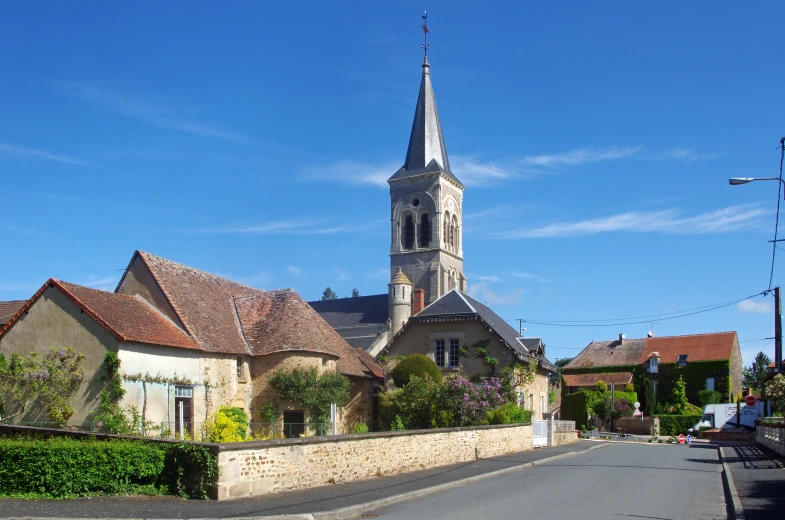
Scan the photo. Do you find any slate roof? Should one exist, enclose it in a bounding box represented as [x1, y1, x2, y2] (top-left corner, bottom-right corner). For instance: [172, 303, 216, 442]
[565, 338, 648, 369]
[640, 332, 738, 364]
[234, 290, 375, 378]
[308, 294, 389, 329]
[388, 58, 462, 187]
[562, 372, 634, 388]
[0, 300, 25, 326]
[0, 279, 197, 350]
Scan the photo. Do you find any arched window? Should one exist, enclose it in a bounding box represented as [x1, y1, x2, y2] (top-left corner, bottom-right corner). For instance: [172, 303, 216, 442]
[443, 212, 450, 249]
[419, 213, 430, 247]
[452, 215, 459, 251]
[403, 215, 414, 250]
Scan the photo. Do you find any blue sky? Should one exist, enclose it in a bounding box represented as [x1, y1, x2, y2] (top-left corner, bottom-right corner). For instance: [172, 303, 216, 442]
[1, 1, 783, 367]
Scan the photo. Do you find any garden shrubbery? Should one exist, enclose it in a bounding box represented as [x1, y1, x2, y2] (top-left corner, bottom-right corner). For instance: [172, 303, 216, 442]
[657, 415, 702, 436]
[0, 436, 217, 499]
[207, 406, 249, 443]
[486, 403, 532, 425]
[698, 390, 722, 407]
[391, 354, 442, 388]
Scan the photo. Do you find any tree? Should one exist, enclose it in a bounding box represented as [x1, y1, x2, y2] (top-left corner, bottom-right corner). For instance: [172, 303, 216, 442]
[669, 375, 690, 415]
[642, 377, 656, 416]
[766, 374, 785, 414]
[391, 354, 442, 387]
[320, 287, 337, 301]
[554, 357, 574, 368]
[742, 352, 772, 391]
[0, 347, 85, 423]
[351, 288, 360, 298]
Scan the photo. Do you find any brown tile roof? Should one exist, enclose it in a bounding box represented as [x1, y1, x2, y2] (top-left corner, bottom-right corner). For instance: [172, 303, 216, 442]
[562, 372, 634, 388]
[133, 251, 262, 355]
[0, 279, 197, 350]
[234, 290, 380, 378]
[0, 300, 26, 326]
[639, 332, 737, 364]
[565, 338, 647, 369]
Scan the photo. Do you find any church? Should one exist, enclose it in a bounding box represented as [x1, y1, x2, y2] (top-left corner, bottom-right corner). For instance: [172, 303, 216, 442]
[309, 49, 556, 417]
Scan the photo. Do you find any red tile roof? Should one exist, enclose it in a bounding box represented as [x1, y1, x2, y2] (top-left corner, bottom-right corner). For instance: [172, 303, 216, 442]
[0, 300, 26, 326]
[562, 372, 634, 388]
[0, 279, 198, 350]
[639, 332, 737, 364]
[234, 290, 379, 378]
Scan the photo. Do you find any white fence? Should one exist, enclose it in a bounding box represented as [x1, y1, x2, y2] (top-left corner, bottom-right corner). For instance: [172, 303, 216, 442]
[554, 420, 576, 431]
[533, 420, 548, 448]
[757, 424, 785, 457]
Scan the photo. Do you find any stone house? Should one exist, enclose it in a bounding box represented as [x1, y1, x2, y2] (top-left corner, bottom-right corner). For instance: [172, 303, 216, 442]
[0, 250, 382, 436]
[563, 332, 743, 404]
[379, 286, 556, 420]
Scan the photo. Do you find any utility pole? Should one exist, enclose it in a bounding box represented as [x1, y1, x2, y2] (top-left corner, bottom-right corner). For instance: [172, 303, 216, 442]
[776, 286, 782, 373]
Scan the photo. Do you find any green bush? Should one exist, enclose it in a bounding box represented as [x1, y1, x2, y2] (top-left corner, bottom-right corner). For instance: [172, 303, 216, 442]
[613, 391, 638, 404]
[625, 383, 635, 393]
[561, 391, 590, 423]
[391, 354, 442, 388]
[207, 406, 249, 443]
[351, 421, 369, 434]
[217, 406, 249, 439]
[698, 390, 721, 407]
[657, 415, 702, 436]
[594, 380, 608, 393]
[0, 436, 217, 499]
[486, 403, 533, 425]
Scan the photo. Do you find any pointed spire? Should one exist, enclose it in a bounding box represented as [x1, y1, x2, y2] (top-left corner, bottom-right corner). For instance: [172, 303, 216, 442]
[389, 22, 461, 186]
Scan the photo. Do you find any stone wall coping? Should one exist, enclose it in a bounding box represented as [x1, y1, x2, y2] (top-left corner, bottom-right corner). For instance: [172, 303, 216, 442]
[0, 424, 218, 450]
[215, 422, 533, 453]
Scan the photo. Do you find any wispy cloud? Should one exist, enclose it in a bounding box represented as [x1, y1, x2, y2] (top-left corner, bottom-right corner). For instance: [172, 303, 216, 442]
[367, 267, 389, 281]
[78, 275, 117, 291]
[175, 217, 384, 236]
[334, 268, 349, 282]
[301, 160, 395, 187]
[509, 271, 552, 284]
[0, 223, 34, 234]
[468, 281, 524, 306]
[286, 266, 302, 277]
[521, 146, 642, 168]
[492, 204, 767, 239]
[737, 299, 771, 314]
[0, 142, 87, 165]
[56, 81, 255, 144]
[659, 147, 727, 162]
[451, 155, 518, 186]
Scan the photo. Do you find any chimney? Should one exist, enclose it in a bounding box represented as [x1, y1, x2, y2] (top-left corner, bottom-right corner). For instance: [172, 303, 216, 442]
[412, 288, 425, 315]
[619, 333, 625, 343]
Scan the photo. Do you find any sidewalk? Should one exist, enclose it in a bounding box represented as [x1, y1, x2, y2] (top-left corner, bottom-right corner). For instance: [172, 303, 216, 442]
[0, 441, 601, 520]
[719, 442, 785, 520]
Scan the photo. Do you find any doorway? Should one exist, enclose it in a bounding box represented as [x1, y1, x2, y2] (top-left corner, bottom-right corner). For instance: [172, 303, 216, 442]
[283, 410, 305, 438]
[175, 385, 193, 439]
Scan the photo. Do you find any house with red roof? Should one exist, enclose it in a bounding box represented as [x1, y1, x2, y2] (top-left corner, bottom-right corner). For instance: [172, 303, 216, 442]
[563, 332, 742, 405]
[0, 251, 382, 436]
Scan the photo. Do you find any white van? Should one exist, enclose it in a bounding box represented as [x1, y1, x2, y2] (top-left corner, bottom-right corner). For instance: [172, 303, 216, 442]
[691, 402, 768, 431]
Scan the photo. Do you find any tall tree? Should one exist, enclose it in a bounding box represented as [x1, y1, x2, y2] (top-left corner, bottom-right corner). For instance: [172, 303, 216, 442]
[320, 287, 337, 301]
[742, 351, 772, 391]
[351, 288, 360, 298]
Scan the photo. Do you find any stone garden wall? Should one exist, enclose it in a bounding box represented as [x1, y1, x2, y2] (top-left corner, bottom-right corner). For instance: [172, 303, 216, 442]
[217, 423, 536, 500]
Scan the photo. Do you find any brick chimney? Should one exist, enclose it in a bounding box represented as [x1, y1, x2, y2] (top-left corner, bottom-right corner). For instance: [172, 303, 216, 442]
[412, 288, 426, 315]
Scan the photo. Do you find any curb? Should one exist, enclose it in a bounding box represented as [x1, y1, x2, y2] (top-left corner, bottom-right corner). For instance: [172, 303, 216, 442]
[718, 446, 745, 520]
[6, 443, 609, 520]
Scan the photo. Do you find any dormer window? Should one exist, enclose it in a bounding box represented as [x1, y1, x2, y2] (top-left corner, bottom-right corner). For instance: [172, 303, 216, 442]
[677, 354, 688, 367]
[649, 357, 659, 374]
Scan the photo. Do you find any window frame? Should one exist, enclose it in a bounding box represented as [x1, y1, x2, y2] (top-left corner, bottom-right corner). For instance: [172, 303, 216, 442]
[705, 377, 715, 391]
[435, 339, 446, 368]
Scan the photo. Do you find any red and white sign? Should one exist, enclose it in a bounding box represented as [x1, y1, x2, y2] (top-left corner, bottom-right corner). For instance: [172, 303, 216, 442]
[746, 395, 756, 407]
[678, 434, 685, 444]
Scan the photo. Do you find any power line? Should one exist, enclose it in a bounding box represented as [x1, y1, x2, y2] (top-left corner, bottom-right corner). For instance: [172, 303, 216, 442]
[547, 337, 772, 351]
[768, 137, 785, 290]
[511, 291, 767, 327]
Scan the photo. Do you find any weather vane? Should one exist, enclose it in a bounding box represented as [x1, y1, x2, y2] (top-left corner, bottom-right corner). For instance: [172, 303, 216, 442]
[421, 11, 430, 57]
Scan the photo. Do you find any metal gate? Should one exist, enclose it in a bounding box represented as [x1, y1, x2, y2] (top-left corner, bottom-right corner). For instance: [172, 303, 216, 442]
[533, 420, 548, 448]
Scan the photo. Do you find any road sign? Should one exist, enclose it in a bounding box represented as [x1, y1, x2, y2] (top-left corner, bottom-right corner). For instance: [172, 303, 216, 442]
[746, 395, 756, 407]
[679, 434, 685, 444]
[687, 434, 691, 445]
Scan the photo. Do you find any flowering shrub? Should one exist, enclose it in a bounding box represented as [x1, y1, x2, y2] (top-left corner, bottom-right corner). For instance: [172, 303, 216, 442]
[435, 376, 504, 427]
[766, 374, 785, 414]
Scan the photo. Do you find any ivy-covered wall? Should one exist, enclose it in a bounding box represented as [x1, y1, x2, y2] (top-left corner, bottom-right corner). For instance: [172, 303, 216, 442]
[562, 365, 635, 375]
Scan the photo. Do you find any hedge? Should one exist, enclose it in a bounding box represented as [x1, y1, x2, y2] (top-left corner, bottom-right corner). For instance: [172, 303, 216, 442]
[391, 354, 442, 387]
[0, 437, 217, 499]
[561, 391, 589, 425]
[656, 415, 702, 436]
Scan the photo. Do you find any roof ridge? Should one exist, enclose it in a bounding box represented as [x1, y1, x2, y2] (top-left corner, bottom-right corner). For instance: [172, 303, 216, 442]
[138, 250, 264, 293]
[455, 290, 477, 313]
[646, 331, 737, 340]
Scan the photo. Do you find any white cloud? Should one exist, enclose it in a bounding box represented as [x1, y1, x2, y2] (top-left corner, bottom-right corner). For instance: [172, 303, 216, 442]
[174, 218, 383, 235]
[56, 81, 255, 144]
[509, 272, 552, 284]
[737, 299, 771, 314]
[451, 155, 518, 186]
[521, 146, 641, 168]
[0, 142, 87, 165]
[468, 281, 524, 306]
[367, 267, 389, 281]
[469, 274, 502, 283]
[660, 148, 727, 162]
[79, 275, 117, 291]
[286, 266, 302, 277]
[492, 204, 768, 239]
[301, 160, 396, 187]
[334, 268, 349, 282]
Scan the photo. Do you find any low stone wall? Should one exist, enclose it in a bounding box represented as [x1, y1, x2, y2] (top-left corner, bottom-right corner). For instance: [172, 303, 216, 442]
[553, 430, 579, 446]
[615, 417, 659, 435]
[217, 424, 533, 500]
[757, 425, 785, 456]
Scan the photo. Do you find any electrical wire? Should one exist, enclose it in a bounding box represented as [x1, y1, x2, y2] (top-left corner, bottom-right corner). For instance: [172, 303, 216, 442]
[546, 337, 772, 351]
[511, 291, 767, 327]
[768, 137, 785, 290]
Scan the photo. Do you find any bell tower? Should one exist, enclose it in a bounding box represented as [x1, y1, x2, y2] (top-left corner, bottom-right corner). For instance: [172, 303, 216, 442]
[388, 19, 466, 305]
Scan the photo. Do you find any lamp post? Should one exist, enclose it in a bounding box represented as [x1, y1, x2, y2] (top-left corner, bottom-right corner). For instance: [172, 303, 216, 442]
[729, 177, 785, 199]
[729, 176, 784, 373]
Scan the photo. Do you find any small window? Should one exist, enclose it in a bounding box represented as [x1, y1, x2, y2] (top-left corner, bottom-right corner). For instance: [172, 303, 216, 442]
[175, 385, 193, 398]
[419, 213, 430, 247]
[403, 215, 415, 249]
[677, 354, 688, 367]
[236, 357, 244, 379]
[435, 339, 446, 367]
[706, 378, 715, 391]
[448, 339, 460, 367]
[652, 380, 658, 395]
[649, 357, 659, 374]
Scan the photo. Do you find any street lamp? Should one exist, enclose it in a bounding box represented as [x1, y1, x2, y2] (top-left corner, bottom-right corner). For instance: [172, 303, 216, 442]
[729, 177, 785, 198]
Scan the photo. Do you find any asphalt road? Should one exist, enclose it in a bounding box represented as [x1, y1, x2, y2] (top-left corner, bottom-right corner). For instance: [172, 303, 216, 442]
[366, 442, 728, 520]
